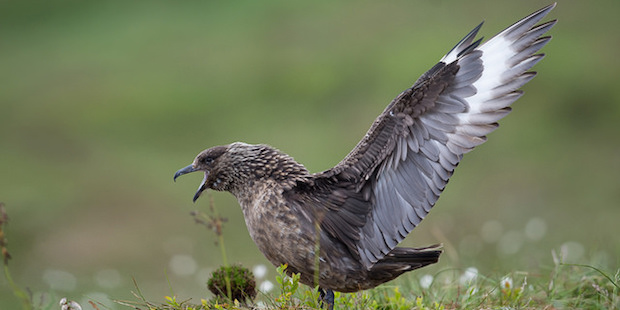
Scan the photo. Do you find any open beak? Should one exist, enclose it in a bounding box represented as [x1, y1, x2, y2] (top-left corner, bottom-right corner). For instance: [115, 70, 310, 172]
[174, 165, 209, 202]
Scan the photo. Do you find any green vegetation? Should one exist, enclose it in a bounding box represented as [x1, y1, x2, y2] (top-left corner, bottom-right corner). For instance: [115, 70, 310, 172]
[1, 0, 619, 309]
[2, 201, 618, 309]
[7, 256, 618, 309]
[207, 265, 256, 304]
[83, 262, 620, 309]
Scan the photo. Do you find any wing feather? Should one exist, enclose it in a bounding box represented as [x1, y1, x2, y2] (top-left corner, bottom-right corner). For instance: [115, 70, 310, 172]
[298, 4, 556, 269]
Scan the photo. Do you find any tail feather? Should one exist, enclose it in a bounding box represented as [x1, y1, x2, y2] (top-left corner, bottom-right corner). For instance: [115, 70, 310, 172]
[380, 244, 442, 268]
[368, 244, 442, 283]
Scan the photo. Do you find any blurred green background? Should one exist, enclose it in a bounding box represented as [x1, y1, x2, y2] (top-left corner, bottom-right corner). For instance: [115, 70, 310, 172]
[1, 0, 619, 308]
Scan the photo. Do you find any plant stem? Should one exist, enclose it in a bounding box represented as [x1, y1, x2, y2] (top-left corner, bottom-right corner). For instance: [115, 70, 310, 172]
[209, 195, 232, 301]
[218, 233, 232, 300]
[3, 264, 32, 310]
[1, 203, 32, 310]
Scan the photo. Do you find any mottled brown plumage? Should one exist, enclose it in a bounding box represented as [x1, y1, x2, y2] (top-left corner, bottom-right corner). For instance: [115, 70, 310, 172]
[174, 4, 556, 301]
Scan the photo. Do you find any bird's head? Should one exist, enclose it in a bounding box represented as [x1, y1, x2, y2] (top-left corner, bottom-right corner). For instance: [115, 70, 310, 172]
[174, 144, 231, 202]
[174, 142, 308, 202]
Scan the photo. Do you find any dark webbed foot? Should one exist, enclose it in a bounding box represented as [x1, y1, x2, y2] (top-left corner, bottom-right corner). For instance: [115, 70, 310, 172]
[318, 288, 334, 310]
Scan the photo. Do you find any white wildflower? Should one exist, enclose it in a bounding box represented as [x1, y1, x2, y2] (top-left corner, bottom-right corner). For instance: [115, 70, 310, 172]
[253, 264, 267, 279]
[419, 274, 434, 289]
[501, 276, 513, 290]
[459, 267, 478, 285]
[59, 298, 82, 310]
[259, 280, 274, 293]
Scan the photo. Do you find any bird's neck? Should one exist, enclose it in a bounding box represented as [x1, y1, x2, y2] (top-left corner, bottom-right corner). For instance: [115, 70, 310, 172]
[225, 145, 310, 198]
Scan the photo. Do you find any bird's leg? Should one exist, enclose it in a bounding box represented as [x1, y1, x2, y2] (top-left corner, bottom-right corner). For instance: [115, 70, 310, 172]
[318, 288, 334, 310]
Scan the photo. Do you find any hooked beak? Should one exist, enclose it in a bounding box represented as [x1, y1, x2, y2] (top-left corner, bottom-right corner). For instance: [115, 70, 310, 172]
[174, 164, 197, 181]
[174, 165, 208, 202]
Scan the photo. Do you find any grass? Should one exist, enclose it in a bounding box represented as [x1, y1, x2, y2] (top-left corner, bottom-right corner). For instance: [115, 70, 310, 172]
[46, 259, 620, 310]
[2, 201, 618, 310]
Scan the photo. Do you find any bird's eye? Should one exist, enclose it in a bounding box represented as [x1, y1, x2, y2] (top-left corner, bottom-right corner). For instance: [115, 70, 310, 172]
[203, 157, 214, 165]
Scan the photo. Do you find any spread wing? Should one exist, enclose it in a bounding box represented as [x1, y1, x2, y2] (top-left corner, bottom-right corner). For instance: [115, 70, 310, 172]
[305, 4, 556, 269]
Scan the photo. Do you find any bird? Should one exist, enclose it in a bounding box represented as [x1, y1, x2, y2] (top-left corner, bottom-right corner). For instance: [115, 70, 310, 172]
[174, 4, 556, 308]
